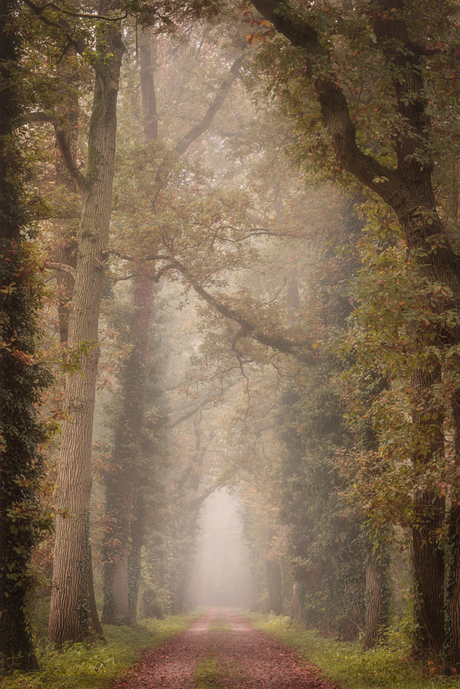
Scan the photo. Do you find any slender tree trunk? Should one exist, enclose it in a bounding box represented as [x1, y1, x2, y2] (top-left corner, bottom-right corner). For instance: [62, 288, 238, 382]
[53, 79, 79, 347]
[266, 559, 283, 615]
[364, 542, 391, 650]
[48, 5, 124, 645]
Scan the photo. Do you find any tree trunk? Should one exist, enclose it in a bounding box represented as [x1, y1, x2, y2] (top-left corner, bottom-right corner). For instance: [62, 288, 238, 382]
[102, 274, 154, 624]
[446, 388, 460, 665]
[48, 6, 124, 645]
[266, 559, 283, 615]
[409, 368, 446, 655]
[364, 544, 391, 651]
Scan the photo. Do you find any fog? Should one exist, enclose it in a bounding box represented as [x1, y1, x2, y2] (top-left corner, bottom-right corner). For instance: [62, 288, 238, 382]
[190, 491, 254, 610]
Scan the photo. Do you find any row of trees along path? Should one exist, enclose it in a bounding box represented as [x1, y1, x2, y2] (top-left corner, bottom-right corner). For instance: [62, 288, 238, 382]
[109, 609, 338, 689]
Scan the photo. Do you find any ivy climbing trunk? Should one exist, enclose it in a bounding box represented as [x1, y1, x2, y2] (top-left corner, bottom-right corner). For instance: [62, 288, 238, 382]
[102, 275, 155, 624]
[48, 2, 124, 645]
[0, 0, 50, 670]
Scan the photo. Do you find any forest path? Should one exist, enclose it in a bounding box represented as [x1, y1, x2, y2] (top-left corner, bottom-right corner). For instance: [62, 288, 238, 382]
[108, 608, 338, 688]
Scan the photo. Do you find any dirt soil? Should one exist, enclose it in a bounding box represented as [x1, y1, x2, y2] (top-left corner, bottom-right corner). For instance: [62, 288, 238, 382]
[109, 608, 339, 688]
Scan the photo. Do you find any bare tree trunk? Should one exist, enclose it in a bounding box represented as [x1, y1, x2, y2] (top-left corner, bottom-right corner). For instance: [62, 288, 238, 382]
[48, 5, 124, 645]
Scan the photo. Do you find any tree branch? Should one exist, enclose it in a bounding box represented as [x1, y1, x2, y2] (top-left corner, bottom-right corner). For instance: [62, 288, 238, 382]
[175, 51, 246, 156]
[168, 257, 311, 359]
[188, 485, 215, 512]
[23, 0, 88, 56]
[249, 0, 406, 206]
[54, 125, 88, 193]
[172, 396, 215, 427]
[46, 261, 77, 279]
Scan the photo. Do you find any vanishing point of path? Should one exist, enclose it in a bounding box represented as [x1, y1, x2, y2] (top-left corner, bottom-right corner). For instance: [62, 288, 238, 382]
[109, 609, 339, 688]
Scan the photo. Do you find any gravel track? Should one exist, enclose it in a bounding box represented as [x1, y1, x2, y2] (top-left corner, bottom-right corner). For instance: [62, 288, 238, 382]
[109, 608, 339, 688]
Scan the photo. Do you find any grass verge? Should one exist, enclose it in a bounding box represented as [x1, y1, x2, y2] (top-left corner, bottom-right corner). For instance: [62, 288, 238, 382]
[246, 613, 460, 689]
[3, 614, 197, 689]
[194, 655, 225, 688]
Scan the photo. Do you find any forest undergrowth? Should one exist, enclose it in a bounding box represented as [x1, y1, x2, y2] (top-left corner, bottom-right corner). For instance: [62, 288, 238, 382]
[247, 613, 460, 689]
[1, 612, 197, 689]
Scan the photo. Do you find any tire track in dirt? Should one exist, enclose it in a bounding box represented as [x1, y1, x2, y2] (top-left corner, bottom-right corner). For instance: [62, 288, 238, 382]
[109, 608, 339, 688]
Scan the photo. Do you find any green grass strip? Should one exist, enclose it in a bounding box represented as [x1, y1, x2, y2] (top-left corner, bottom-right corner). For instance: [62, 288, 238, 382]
[3, 614, 196, 689]
[194, 655, 226, 689]
[246, 613, 460, 689]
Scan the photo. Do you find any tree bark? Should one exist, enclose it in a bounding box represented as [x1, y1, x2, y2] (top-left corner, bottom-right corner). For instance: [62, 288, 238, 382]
[447, 388, 460, 664]
[364, 544, 391, 650]
[48, 2, 124, 645]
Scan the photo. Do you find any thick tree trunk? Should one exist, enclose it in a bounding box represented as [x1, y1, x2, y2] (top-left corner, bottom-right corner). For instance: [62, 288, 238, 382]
[48, 7, 124, 645]
[412, 494, 445, 654]
[409, 368, 446, 655]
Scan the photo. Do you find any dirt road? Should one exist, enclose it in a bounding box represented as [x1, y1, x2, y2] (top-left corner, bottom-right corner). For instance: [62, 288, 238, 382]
[109, 608, 338, 688]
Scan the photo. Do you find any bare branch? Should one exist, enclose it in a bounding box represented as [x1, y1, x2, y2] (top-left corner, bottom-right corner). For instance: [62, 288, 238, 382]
[172, 396, 214, 427]
[175, 51, 246, 156]
[54, 125, 88, 193]
[167, 257, 311, 359]
[46, 261, 77, 279]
